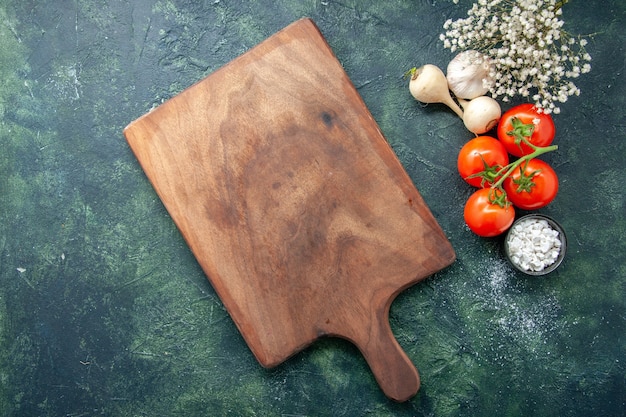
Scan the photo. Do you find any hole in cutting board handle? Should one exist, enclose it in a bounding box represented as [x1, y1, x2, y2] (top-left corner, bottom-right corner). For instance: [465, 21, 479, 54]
[356, 313, 420, 402]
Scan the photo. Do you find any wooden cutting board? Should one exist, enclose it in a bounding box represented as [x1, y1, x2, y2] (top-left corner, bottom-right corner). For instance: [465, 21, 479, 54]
[124, 18, 455, 402]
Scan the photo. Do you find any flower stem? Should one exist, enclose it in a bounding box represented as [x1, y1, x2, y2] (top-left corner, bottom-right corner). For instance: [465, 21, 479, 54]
[554, 0, 570, 12]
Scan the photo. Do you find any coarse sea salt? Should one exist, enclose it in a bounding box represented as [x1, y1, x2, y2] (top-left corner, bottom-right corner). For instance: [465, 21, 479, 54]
[506, 218, 562, 272]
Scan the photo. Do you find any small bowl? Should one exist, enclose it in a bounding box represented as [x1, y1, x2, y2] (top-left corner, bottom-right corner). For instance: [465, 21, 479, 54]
[504, 214, 567, 276]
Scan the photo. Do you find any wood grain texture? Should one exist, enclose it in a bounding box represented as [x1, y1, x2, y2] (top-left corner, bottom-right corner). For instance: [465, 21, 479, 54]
[124, 18, 455, 402]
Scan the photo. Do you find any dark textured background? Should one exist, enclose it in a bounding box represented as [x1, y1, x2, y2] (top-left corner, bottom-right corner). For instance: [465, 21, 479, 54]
[1, 0, 624, 415]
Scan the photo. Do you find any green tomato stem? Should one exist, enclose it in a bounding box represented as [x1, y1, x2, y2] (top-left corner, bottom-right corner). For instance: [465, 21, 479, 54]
[491, 143, 558, 190]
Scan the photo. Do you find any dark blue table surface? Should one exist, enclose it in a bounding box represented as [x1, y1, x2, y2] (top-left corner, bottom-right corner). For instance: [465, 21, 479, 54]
[1, 0, 624, 415]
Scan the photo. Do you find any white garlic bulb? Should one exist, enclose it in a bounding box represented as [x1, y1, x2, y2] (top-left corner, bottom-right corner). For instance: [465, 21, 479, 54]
[446, 50, 495, 100]
[460, 96, 501, 134]
[408, 64, 464, 118]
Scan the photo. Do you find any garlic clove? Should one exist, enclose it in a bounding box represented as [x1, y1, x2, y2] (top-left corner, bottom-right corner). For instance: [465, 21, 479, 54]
[460, 96, 501, 134]
[409, 64, 464, 119]
[447, 50, 495, 100]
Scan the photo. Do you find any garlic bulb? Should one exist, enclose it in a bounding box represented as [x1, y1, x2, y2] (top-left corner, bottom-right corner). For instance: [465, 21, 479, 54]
[459, 96, 501, 134]
[408, 64, 464, 119]
[446, 50, 495, 100]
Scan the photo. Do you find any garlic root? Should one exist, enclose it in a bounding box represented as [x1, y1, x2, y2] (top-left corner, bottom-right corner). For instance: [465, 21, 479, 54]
[408, 64, 464, 119]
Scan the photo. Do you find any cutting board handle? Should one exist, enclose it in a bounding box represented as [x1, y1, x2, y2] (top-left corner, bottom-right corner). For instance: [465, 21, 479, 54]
[355, 312, 420, 402]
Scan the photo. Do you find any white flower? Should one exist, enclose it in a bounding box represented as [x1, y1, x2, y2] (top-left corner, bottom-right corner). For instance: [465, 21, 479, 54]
[440, 0, 592, 113]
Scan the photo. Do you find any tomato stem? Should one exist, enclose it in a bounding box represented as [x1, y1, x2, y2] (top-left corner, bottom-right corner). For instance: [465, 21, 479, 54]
[491, 143, 558, 190]
[507, 117, 536, 151]
[510, 160, 542, 193]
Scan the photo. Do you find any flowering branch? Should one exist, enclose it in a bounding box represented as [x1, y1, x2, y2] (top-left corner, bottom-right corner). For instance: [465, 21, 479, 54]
[440, 0, 592, 114]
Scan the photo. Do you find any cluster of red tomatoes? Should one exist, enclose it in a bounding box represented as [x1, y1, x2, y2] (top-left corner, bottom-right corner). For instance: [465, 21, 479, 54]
[458, 103, 559, 237]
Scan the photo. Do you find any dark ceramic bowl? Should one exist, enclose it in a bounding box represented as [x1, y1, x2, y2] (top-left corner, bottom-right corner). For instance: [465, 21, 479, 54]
[504, 214, 567, 276]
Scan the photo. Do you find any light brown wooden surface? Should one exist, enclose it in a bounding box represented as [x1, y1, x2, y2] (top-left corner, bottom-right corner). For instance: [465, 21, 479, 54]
[124, 18, 455, 402]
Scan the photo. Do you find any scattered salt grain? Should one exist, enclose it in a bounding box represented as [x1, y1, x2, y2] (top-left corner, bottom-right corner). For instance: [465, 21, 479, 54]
[506, 218, 562, 272]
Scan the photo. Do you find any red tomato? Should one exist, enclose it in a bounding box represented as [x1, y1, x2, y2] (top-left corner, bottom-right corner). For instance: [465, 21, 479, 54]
[464, 188, 515, 237]
[503, 159, 559, 209]
[497, 103, 555, 157]
[457, 136, 509, 188]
